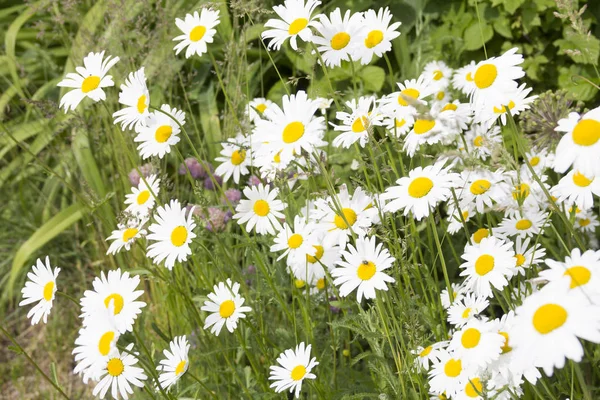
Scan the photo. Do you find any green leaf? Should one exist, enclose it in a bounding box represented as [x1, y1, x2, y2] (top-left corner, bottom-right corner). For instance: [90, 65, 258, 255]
[493, 16, 513, 39]
[558, 65, 599, 101]
[554, 31, 600, 65]
[463, 23, 493, 51]
[359, 66, 386, 92]
[501, 0, 526, 14]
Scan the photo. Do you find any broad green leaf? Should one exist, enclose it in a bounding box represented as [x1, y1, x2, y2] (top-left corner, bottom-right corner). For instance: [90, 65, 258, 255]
[558, 65, 599, 101]
[554, 31, 600, 65]
[463, 22, 494, 51]
[359, 66, 386, 92]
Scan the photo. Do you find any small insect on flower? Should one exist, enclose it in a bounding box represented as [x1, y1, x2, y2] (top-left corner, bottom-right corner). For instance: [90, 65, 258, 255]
[146, 199, 197, 270]
[201, 279, 252, 336]
[262, 0, 321, 51]
[311, 8, 365, 68]
[173, 9, 220, 58]
[19, 256, 60, 325]
[112, 67, 150, 131]
[80, 269, 146, 334]
[331, 236, 396, 302]
[92, 344, 147, 400]
[269, 342, 319, 398]
[106, 218, 147, 255]
[354, 7, 401, 65]
[157, 336, 190, 391]
[134, 104, 185, 159]
[57, 51, 119, 112]
[124, 174, 160, 217]
[233, 184, 287, 235]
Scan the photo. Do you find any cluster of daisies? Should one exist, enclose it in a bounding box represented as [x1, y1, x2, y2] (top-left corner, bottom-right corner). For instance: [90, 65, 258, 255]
[18, 0, 600, 398]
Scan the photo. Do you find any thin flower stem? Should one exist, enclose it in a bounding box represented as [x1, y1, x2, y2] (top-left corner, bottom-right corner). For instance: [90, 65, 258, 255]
[56, 291, 79, 306]
[429, 213, 454, 303]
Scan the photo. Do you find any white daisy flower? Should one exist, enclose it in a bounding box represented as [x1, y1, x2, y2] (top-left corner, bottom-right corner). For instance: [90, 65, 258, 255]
[80, 269, 146, 334]
[459, 236, 516, 298]
[57, 51, 119, 112]
[106, 218, 147, 255]
[270, 215, 319, 266]
[440, 282, 467, 309]
[146, 199, 197, 270]
[538, 248, 600, 299]
[476, 83, 537, 128]
[157, 335, 190, 391]
[551, 169, 600, 211]
[471, 227, 491, 245]
[447, 293, 489, 327]
[457, 169, 506, 213]
[402, 115, 448, 157]
[233, 184, 286, 235]
[428, 350, 472, 398]
[446, 203, 475, 236]
[523, 147, 554, 174]
[331, 236, 396, 302]
[112, 67, 150, 131]
[553, 107, 600, 177]
[495, 210, 549, 239]
[214, 134, 251, 184]
[353, 7, 401, 65]
[452, 60, 476, 95]
[380, 76, 435, 115]
[19, 256, 60, 325]
[173, 9, 220, 58]
[436, 101, 472, 135]
[262, 0, 321, 51]
[311, 8, 365, 68]
[331, 96, 383, 148]
[511, 279, 600, 377]
[92, 343, 147, 400]
[382, 106, 416, 137]
[201, 279, 252, 336]
[381, 160, 460, 220]
[463, 124, 501, 161]
[448, 319, 504, 369]
[423, 61, 453, 92]
[453, 376, 487, 400]
[247, 97, 274, 123]
[289, 238, 341, 284]
[512, 237, 546, 275]
[269, 342, 318, 398]
[412, 341, 448, 371]
[124, 174, 160, 217]
[498, 170, 548, 216]
[134, 104, 185, 159]
[575, 210, 600, 233]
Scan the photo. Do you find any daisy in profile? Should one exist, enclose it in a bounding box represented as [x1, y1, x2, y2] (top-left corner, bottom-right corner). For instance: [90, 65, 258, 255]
[92, 344, 147, 400]
[79, 269, 146, 334]
[468, 47, 524, 105]
[331, 236, 396, 302]
[495, 210, 548, 239]
[428, 350, 471, 398]
[112, 67, 150, 131]
[106, 218, 147, 255]
[214, 135, 251, 184]
[269, 342, 318, 398]
[331, 96, 383, 148]
[576, 210, 600, 233]
[233, 184, 286, 235]
[270, 215, 319, 266]
[124, 174, 160, 216]
[459, 236, 516, 298]
[146, 199, 197, 270]
[19, 256, 60, 325]
[311, 185, 377, 247]
[247, 97, 274, 123]
[57, 51, 119, 112]
[381, 161, 460, 220]
[423, 61, 453, 92]
[463, 124, 501, 161]
[448, 319, 504, 369]
[440, 282, 467, 309]
[134, 104, 185, 159]
[201, 279, 252, 335]
[457, 170, 506, 213]
[447, 293, 489, 327]
[477, 83, 537, 128]
[511, 279, 600, 377]
[452, 60, 476, 95]
[512, 237, 546, 276]
[311, 8, 365, 68]
[157, 336, 190, 391]
[354, 7, 401, 65]
[538, 248, 600, 298]
[173, 9, 220, 58]
[262, 0, 321, 51]
[551, 169, 600, 211]
[553, 106, 600, 176]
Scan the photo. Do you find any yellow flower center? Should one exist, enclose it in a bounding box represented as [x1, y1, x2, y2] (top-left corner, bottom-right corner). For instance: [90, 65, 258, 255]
[104, 293, 124, 315]
[357, 261, 377, 281]
[291, 365, 306, 381]
[98, 331, 115, 356]
[288, 18, 308, 35]
[493, 100, 515, 114]
[462, 308, 472, 319]
[334, 208, 357, 229]
[473, 136, 484, 147]
[155, 125, 173, 143]
[465, 378, 483, 398]
[107, 358, 124, 377]
[287, 233, 304, 249]
[461, 328, 481, 348]
[444, 359, 462, 377]
[175, 360, 187, 375]
[137, 190, 150, 205]
[532, 304, 567, 334]
[294, 279, 306, 288]
[408, 177, 434, 198]
[273, 150, 282, 163]
[442, 103, 458, 112]
[253, 199, 270, 216]
[515, 219, 532, 230]
[189, 25, 206, 42]
[474, 63, 497, 89]
[219, 299, 235, 318]
[499, 331, 512, 354]
[579, 218, 591, 227]
[331, 32, 351, 50]
[170, 226, 188, 247]
[81, 76, 101, 93]
[397, 88, 420, 106]
[136, 94, 147, 114]
[306, 245, 324, 263]
[231, 150, 246, 166]
[473, 228, 489, 244]
[436, 91, 445, 100]
[433, 70, 443, 81]
[282, 121, 305, 144]
[515, 254, 526, 267]
[564, 266, 591, 288]
[255, 103, 267, 113]
[466, 72, 473, 82]
[474, 254, 494, 276]
[122, 228, 138, 242]
[529, 156, 540, 166]
[573, 171, 593, 187]
[571, 119, 600, 146]
[417, 346, 432, 357]
[364, 30, 384, 48]
[413, 119, 435, 134]
[512, 183, 530, 200]
[316, 278, 326, 290]
[352, 116, 369, 133]
[470, 179, 491, 195]
[43, 281, 54, 301]
[395, 118, 406, 127]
